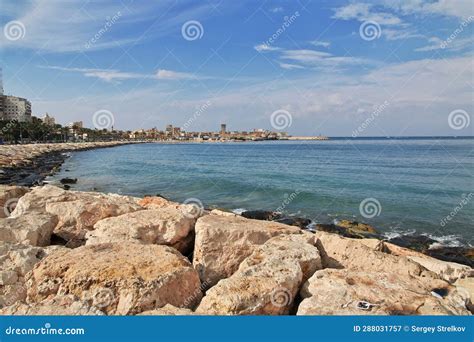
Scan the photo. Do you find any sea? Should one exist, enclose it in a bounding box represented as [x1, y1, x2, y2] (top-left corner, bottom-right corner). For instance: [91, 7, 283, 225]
[48, 137, 474, 247]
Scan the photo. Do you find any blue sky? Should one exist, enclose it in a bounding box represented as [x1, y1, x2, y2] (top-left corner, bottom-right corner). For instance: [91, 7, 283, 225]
[0, 0, 473, 136]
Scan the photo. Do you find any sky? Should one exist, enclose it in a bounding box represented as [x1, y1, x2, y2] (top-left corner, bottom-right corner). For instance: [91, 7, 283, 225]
[0, 0, 473, 136]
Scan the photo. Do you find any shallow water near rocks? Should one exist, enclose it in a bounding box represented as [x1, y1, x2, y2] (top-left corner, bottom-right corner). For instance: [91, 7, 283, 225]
[48, 138, 474, 247]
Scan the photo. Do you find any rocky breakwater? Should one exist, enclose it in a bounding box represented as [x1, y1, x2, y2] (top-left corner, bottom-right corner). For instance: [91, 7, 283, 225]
[0, 185, 472, 316]
[0, 141, 136, 186]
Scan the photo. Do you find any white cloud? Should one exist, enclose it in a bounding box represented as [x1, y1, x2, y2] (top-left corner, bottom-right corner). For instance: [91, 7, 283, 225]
[415, 36, 474, 52]
[279, 63, 304, 70]
[0, 0, 216, 52]
[39, 65, 202, 82]
[281, 49, 332, 62]
[309, 40, 330, 48]
[332, 3, 402, 25]
[279, 49, 370, 69]
[155, 69, 197, 80]
[383, 0, 473, 19]
[254, 44, 280, 52]
[383, 28, 424, 40]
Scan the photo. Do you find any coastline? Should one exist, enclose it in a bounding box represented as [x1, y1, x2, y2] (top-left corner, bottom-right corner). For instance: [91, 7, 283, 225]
[0, 142, 472, 315]
[0, 183, 472, 315]
[1, 141, 473, 266]
[0, 141, 146, 186]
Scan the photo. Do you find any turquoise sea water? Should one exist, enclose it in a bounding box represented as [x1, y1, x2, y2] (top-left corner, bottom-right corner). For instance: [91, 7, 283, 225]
[49, 138, 474, 246]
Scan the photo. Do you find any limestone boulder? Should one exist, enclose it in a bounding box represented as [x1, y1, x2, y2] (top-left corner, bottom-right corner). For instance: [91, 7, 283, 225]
[382, 242, 473, 283]
[193, 215, 302, 286]
[26, 243, 202, 315]
[138, 304, 195, 315]
[0, 242, 63, 308]
[138, 196, 178, 209]
[237, 234, 321, 282]
[0, 213, 57, 246]
[0, 185, 29, 218]
[314, 231, 436, 280]
[0, 295, 104, 315]
[86, 207, 196, 252]
[11, 185, 143, 247]
[196, 234, 321, 315]
[455, 277, 474, 313]
[298, 268, 470, 315]
[209, 209, 238, 217]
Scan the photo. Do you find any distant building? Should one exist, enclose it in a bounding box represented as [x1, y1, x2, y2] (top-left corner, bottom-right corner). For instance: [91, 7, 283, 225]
[42, 113, 55, 126]
[0, 95, 32, 122]
[0, 69, 32, 122]
[68, 121, 83, 129]
[220, 123, 226, 135]
[165, 124, 173, 136]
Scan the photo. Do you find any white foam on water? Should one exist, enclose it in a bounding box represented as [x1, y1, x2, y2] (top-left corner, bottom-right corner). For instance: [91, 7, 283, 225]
[427, 234, 463, 248]
[232, 208, 246, 215]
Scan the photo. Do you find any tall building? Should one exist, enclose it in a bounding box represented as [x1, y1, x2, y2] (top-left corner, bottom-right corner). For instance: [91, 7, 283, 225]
[42, 113, 55, 126]
[220, 123, 226, 135]
[0, 69, 32, 122]
[1, 95, 32, 122]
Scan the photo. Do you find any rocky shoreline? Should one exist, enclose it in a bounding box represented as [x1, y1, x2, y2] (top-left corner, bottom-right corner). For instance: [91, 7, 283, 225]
[0, 184, 472, 315]
[0, 142, 140, 186]
[0, 143, 472, 315]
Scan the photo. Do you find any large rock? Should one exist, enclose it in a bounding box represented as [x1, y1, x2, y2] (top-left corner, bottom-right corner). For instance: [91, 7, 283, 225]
[383, 242, 473, 283]
[11, 185, 143, 247]
[0, 295, 104, 315]
[0, 242, 62, 308]
[298, 268, 470, 315]
[455, 277, 474, 313]
[237, 234, 321, 282]
[0, 185, 29, 218]
[0, 213, 57, 246]
[314, 231, 435, 280]
[193, 215, 302, 286]
[85, 207, 196, 252]
[138, 304, 195, 315]
[316, 220, 379, 239]
[196, 234, 321, 315]
[138, 196, 178, 209]
[26, 243, 202, 315]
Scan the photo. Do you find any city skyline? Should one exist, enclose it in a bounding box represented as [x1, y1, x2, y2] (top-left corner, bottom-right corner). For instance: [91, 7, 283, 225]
[0, 0, 473, 136]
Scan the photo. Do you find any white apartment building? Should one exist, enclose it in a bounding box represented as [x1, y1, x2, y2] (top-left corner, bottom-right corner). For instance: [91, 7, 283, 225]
[0, 95, 32, 122]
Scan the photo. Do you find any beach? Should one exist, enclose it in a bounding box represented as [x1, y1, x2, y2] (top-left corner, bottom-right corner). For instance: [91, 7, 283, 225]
[0, 141, 472, 315]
